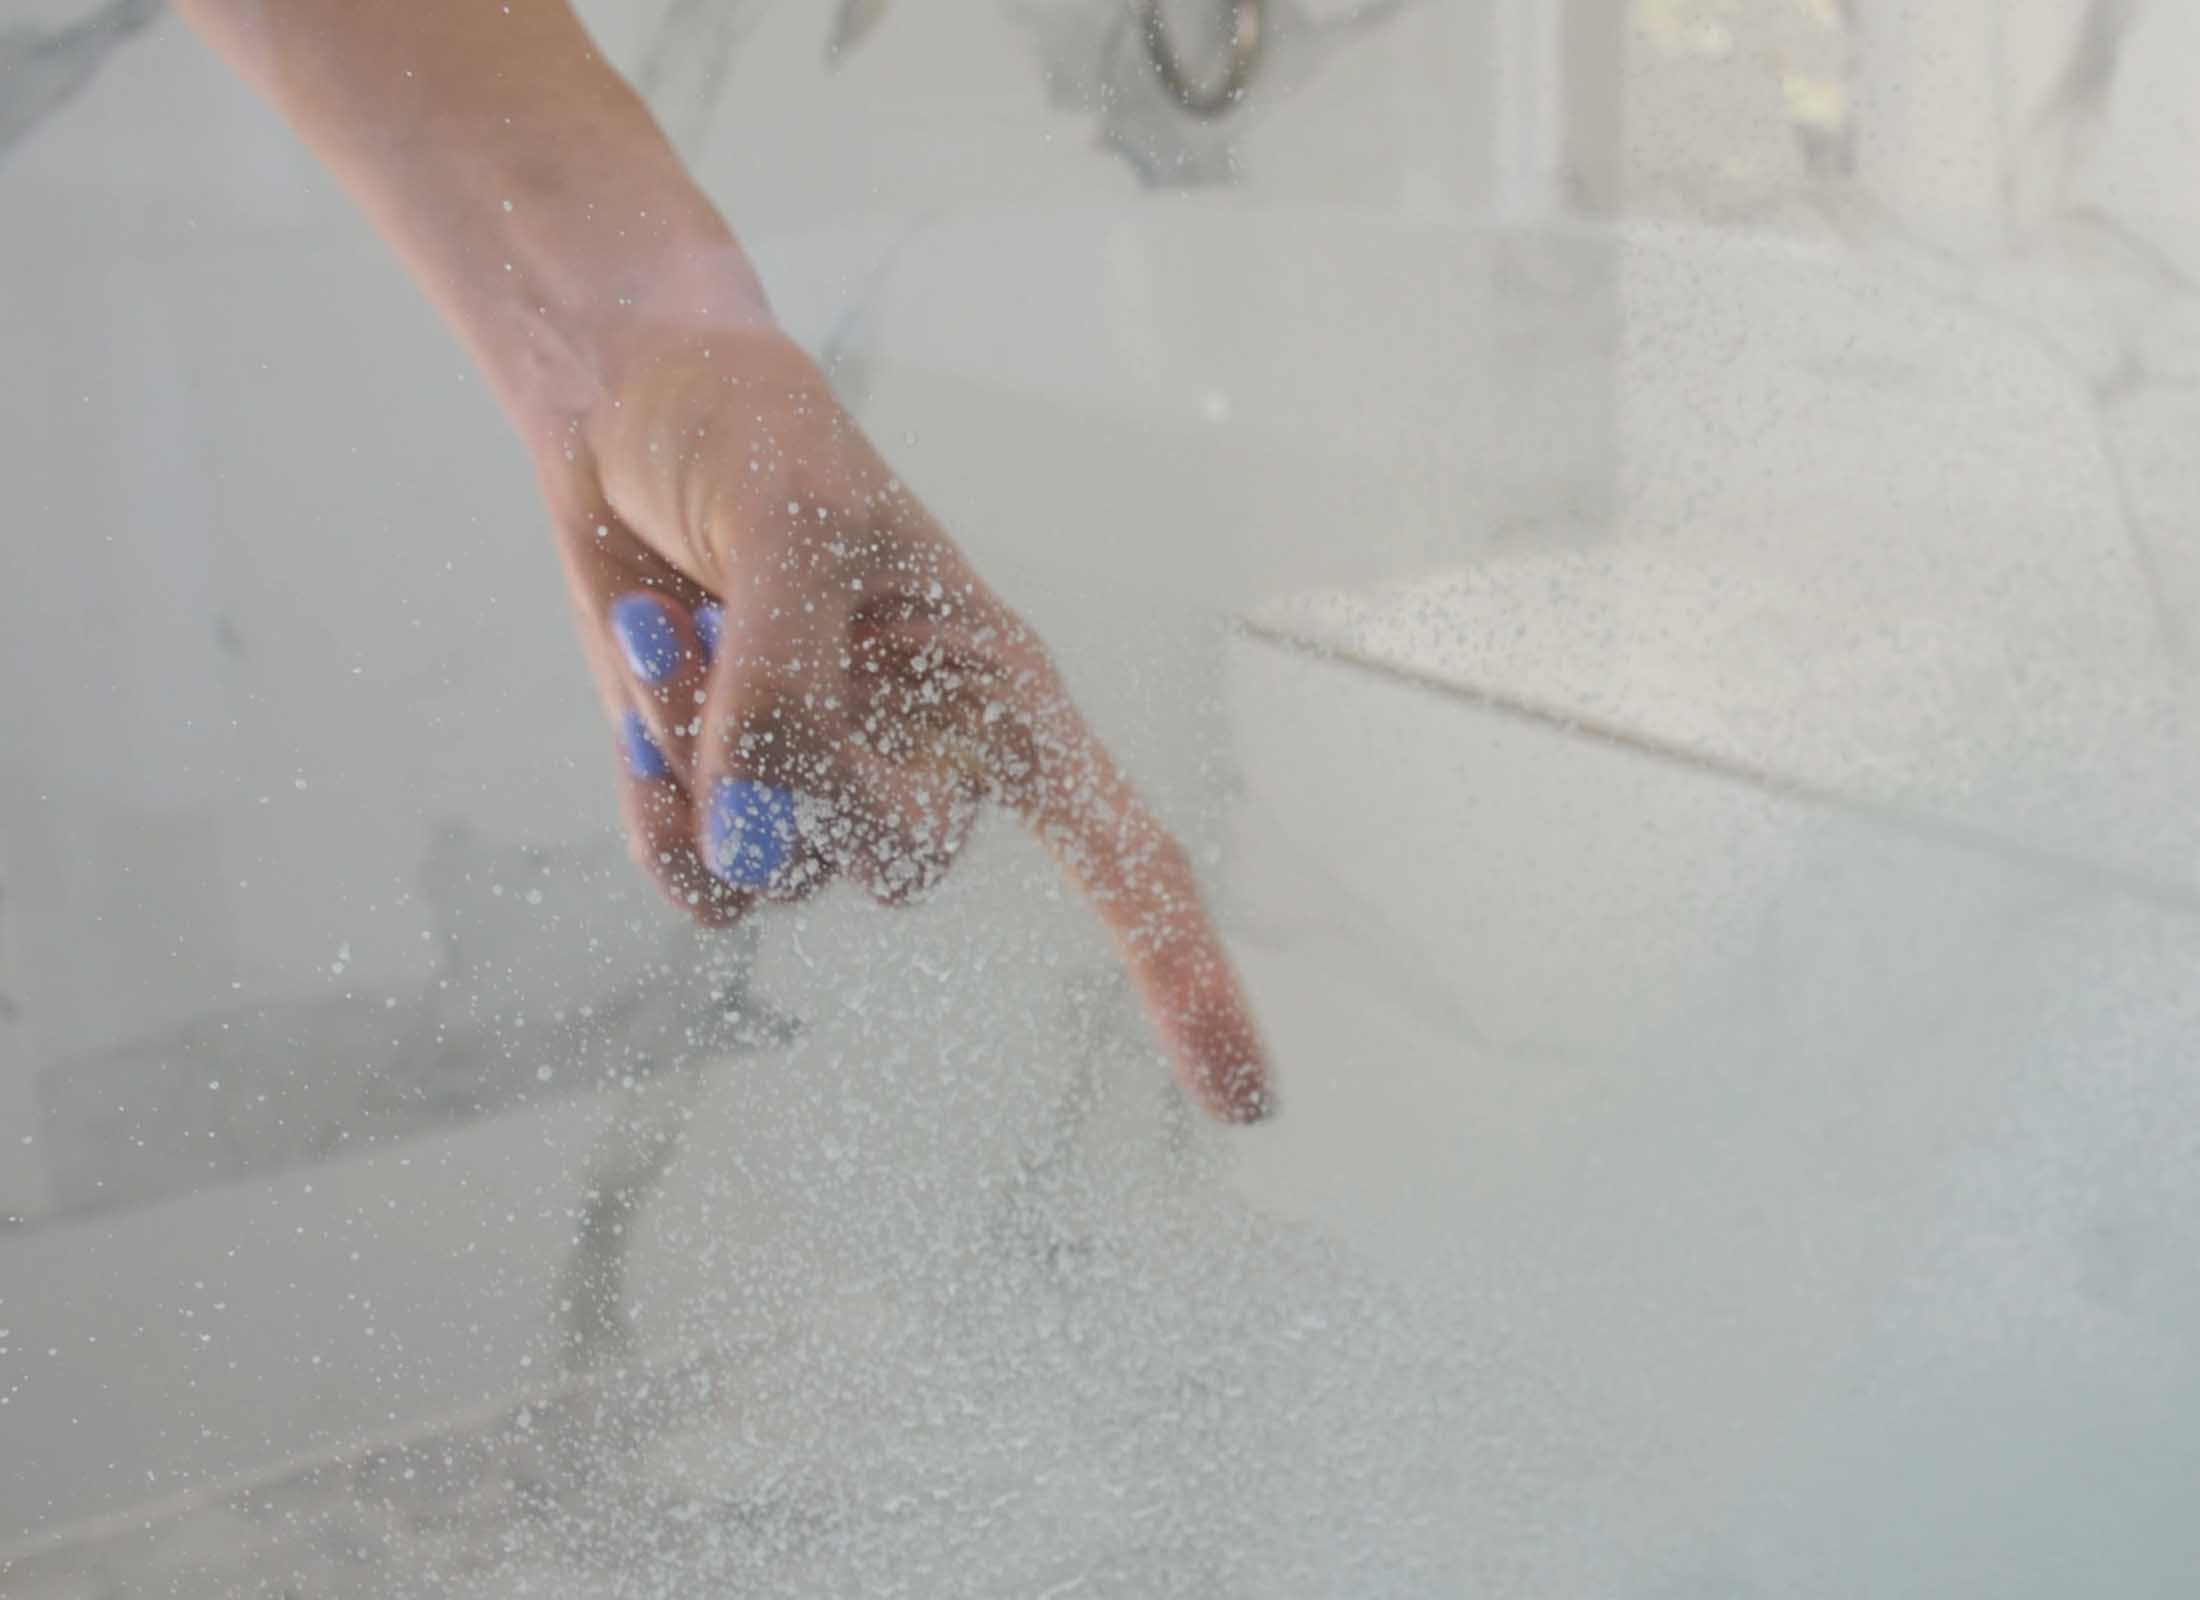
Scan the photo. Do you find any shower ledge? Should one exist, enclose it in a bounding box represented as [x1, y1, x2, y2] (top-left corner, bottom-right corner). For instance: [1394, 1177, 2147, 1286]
[1248, 222, 2200, 906]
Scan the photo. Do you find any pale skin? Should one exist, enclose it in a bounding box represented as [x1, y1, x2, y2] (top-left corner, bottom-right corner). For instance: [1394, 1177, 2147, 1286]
[172, 0, 1271, 1122]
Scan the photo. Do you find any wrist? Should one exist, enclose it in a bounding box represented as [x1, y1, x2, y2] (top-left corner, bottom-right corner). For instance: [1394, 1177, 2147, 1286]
[477, 181, 776, 440]
[190, 0, 775, 441]
[425, 97, 776, 437]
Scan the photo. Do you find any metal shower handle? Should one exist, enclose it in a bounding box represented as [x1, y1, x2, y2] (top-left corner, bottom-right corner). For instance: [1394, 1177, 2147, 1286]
[1133, 0, 1264, 117]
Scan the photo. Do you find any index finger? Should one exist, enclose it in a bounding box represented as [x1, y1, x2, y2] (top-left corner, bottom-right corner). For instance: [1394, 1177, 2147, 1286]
[1008, 678, 1273, 1125]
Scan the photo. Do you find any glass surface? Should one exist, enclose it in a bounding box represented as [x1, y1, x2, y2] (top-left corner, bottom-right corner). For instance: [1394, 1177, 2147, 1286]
[5, 1, 2200, 1594]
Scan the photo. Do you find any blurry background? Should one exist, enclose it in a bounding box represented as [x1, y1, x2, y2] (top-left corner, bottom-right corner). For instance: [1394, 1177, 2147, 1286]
[5, 1, 2200, 1594]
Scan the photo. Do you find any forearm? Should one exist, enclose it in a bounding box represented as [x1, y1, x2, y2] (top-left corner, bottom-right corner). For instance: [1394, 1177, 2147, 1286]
[172, 0, 768, 430]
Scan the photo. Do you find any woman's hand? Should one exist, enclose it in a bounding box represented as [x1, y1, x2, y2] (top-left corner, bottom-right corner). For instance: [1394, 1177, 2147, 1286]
[170, 0, 1268, 1122]
[540, 325, 1272, 1123]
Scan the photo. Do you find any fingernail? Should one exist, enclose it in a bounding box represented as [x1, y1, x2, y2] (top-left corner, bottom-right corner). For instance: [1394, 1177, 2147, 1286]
[610, 592, 683, 684]
[620, 709, 668, 781]
[706, 779, 798, 889]
[695, 601, 724, 664]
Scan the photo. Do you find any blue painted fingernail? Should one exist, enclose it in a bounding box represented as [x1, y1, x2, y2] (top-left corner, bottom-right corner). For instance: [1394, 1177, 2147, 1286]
[706, 779, 798, 889]
[610, 592, 683, 684]
[695, 601, 724, 665]
[620, 709, 668, 781]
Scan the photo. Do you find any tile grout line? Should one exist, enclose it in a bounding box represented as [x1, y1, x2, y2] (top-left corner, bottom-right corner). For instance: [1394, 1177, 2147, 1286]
[0, 1347, 700, 1574]
[1232, 615, 2200, 920]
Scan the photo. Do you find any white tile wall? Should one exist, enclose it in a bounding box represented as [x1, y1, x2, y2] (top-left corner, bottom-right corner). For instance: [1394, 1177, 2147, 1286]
[11, 0, 2200, 1584]
[0, 0, 1529, 1233]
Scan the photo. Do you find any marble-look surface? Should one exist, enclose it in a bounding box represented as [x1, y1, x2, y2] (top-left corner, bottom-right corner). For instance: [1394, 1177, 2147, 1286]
[13, 621, 2200, 1593]
[0, 0, 1511, 1234]
[7, 0, 2200, 1593]
[37, 828, 791, 1221]
[0, 0, 156, 167]
[1253, 0, 2200, 910]
[1, 0, 1540, 1560]
[1260, 214, 2200, 891]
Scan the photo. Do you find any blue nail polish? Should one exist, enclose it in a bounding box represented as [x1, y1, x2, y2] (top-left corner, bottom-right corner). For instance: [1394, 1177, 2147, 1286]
[706, 779, 798, 889]
[620, 709, 668, 781]
[610, 593, 683, 683]
[695, 601, 724, 665]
